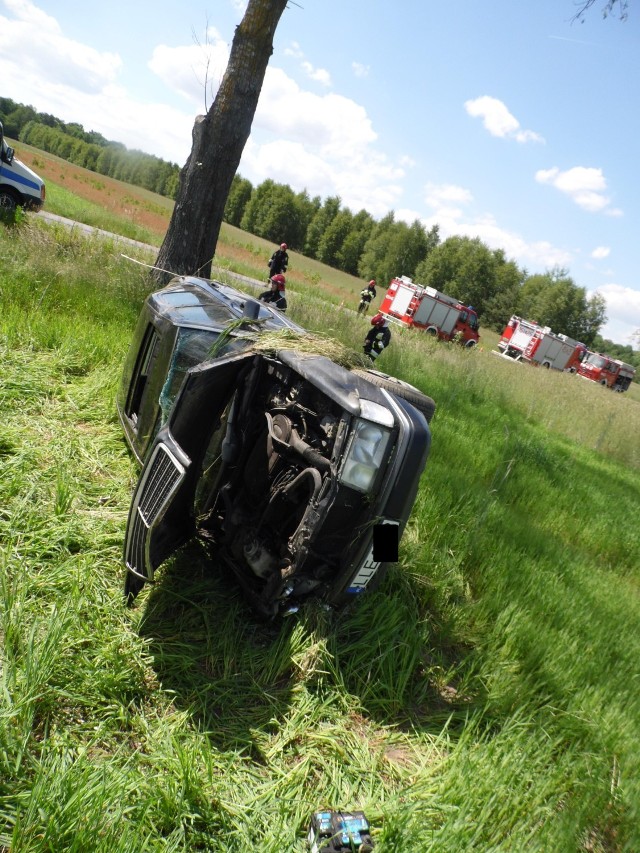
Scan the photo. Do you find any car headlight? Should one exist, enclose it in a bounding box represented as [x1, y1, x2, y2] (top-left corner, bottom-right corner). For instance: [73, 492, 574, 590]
[340, 419, 393, 492]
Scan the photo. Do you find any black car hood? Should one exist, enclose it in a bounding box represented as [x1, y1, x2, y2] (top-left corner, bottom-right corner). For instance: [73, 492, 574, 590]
[276, 350, 393, 416]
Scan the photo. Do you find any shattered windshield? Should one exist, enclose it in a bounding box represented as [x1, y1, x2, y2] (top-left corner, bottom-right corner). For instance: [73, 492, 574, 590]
[159, 328, 248, 422]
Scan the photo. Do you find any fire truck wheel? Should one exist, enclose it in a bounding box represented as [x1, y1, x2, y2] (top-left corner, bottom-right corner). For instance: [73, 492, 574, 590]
[351, 369, 436, 423]
[425, 326, 438, 337]
[464, 339, 477, 348]
[600, 379, 608, 387]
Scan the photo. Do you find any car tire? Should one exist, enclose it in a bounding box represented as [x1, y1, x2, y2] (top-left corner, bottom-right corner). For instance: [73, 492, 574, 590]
[0, 189, 18, 216]
[351, 368, 436, 423]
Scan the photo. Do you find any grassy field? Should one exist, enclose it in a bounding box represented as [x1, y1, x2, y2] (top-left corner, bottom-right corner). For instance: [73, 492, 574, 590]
[1, 165, 639, 851]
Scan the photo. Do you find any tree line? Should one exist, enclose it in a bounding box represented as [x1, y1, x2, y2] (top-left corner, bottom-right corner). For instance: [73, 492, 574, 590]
[0, 98, 180, 199]
[2, 96, 637, 364]
[224, 174, 611, 345]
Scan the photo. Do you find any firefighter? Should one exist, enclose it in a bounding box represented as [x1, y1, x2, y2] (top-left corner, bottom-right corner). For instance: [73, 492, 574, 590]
[363, 312, 391, 362]
[259, 274, 287, 312]
[357, 279, 377, 315]
[267, 242, 289, 281]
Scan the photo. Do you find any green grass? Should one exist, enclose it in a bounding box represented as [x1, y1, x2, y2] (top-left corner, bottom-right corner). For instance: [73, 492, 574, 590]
[1, 204, 640, 851]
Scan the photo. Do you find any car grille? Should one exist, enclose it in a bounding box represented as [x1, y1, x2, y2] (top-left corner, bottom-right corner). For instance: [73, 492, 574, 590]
[125, 444, 186, 579]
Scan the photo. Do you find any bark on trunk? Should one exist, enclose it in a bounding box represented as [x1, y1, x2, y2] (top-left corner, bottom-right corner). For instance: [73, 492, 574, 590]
[154, 0, 288, 283]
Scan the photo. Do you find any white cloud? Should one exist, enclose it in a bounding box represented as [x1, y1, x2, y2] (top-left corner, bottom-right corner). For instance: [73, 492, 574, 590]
[283, 43, 331, 86]
[399, 154, 416, 169]
[300, 60, 331, 86]
[464, 96, 545, 143]
[352, 62, 370, 78]
[418, 182, 572, 269]
[0, 2, 408, 207]
[591, 246, 611, 260]
[425, 182, 474, 207]
[240, 136, 405, 217]
[589, 283, 640, 345]
[0, 0, 192, 162]
[535, 166, 618, 214]
[148, 34, 230, 109]
[284, 41, 304, 59]
[0, 0, 122, 94]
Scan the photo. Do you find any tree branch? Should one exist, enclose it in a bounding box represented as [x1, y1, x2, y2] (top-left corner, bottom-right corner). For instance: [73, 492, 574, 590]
[572, 0, 629, 22]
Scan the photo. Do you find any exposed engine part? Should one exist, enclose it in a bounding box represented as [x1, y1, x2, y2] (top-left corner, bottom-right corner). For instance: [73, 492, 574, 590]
[243, 535, 279, 579]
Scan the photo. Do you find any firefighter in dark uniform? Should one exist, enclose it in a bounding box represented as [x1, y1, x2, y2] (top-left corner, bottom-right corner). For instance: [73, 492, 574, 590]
[357, 279, 377, 314]
[267, 242, 289, 281]
[363, 312, 391, 362]
[259, 274, 287, 312]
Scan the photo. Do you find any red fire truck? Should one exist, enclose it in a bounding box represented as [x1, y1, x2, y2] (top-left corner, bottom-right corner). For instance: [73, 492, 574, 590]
[577, 352, 636, 392]
[378, 277, 480, 346]
[497, 315, 587, 372]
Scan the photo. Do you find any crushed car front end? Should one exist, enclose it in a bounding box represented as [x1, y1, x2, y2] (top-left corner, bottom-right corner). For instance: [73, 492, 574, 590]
[124, 348, 431, 618]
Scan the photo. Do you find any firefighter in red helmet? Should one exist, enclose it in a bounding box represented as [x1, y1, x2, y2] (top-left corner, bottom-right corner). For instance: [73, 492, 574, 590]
[363, 312, 391, 362]
[357, 279, 377, 315]
[259, 273, 287, 312]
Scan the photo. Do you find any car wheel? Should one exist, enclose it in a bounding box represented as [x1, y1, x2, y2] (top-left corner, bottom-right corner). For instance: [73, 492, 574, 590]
[351, 368, 436, 423]
[0, 189, 18, 217]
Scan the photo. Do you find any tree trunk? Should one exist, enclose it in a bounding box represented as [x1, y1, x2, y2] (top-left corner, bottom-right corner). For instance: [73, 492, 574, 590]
[154, 0, 288, 283]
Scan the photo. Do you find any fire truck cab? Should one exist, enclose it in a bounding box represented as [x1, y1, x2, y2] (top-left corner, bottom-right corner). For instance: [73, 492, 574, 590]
[498, 315, 586, 372]
[577, 353, 636, 392]
[379, 277, 479, 347]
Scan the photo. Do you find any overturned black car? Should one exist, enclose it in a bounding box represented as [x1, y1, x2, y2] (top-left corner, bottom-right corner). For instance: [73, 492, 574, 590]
[117, 276, 435, 618]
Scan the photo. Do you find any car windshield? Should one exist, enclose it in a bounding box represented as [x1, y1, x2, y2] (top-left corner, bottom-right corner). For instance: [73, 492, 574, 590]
[159, 328, 247, 421]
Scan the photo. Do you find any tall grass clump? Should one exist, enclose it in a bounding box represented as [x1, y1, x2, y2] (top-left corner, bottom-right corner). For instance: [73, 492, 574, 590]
[1, 214, 640, 850]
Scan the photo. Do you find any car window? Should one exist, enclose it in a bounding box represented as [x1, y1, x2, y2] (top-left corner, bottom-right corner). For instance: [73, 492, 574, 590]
[158, 328, 247, 422]
[125, 323, 160, 425]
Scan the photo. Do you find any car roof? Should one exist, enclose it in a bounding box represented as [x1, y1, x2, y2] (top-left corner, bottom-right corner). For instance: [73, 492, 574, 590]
[147, 276, 304, 334]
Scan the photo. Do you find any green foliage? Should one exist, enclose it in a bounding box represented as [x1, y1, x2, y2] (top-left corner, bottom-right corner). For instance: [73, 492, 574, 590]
[416, 235, 503, 318]
[224, 174, 253, 226]
[516, 268, 607, 344]
[316, 208, 354, 266]
[11, 114, 180, 200]
[304, 194, 342, 257]
[239, 179, 311, 250]
[358, 214, 440, 286]
[1, 218, 640, 848]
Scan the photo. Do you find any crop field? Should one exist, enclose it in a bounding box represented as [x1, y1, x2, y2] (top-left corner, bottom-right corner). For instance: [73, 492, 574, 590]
[0, 160, 639, 851]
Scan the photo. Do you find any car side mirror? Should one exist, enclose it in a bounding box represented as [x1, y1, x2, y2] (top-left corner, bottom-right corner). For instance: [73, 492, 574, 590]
[3, 145, 15, 165]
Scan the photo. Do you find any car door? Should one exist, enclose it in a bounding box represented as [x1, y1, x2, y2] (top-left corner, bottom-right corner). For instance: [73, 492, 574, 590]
[124, 350, 257, 595]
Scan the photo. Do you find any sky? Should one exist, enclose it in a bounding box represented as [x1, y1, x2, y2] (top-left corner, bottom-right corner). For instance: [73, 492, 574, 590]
[1, 0, 640, 346]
